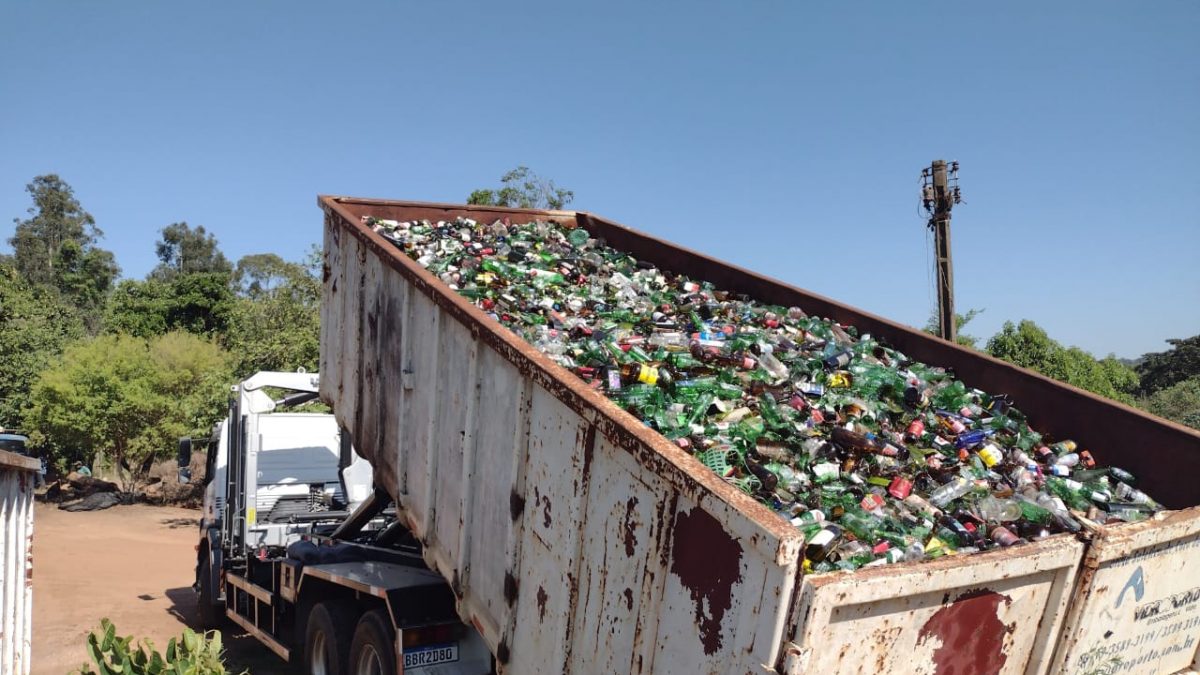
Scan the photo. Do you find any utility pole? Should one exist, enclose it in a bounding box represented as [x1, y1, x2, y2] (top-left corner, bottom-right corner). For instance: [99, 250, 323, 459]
[921, 160, 962, 342]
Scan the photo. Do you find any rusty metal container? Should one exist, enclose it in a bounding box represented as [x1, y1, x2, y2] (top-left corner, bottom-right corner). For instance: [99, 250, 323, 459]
[1050, 508, 1200, 673]
[0, 449, 37, 675]
[317, 196, 1200, 674]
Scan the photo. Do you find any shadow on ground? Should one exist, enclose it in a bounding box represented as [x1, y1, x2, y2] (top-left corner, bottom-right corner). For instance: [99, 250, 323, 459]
[164, 587, 290, 674]
[160, 517, 200, 529]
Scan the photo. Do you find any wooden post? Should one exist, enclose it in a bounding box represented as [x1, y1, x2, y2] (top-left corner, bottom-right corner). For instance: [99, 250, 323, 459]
[929, 160, 956, 343]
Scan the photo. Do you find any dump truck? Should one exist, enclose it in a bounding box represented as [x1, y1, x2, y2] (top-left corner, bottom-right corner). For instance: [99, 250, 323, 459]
[207, 196, 1200, 675]
[187, 371, 492, 674]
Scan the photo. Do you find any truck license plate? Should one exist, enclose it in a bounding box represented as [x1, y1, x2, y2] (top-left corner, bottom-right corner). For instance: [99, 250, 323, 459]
[404, 643, 459, 669]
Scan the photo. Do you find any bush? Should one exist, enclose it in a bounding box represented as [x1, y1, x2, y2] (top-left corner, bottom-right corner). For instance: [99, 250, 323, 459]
[23, 331, 230, 491]
[74, 618, 244, 675]
[1141, 377, 1200, 430]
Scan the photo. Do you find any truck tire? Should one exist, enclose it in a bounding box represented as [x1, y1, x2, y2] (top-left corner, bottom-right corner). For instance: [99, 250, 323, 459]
[348, 610, 396, 675]
[196, 551, 221, 628]
[302, 601, 356, 675]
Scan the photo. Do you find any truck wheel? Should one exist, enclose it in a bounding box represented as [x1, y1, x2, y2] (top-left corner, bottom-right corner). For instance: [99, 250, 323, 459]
[196, 551, 221, 628]
[303, 602, 355, 675]
[349, 610, 396, 675]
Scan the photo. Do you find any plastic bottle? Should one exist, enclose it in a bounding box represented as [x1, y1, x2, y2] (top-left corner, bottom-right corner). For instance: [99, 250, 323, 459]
[929, 476, 973, 508]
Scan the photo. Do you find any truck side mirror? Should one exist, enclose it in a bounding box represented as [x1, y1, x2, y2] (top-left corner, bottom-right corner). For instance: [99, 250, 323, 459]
[177, 437, 192, 484]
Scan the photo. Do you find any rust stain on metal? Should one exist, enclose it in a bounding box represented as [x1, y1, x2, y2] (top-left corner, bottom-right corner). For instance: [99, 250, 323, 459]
[669, 507, 743, 655]
[509, 491, 525, 521]
[503, 572, 518, 605]
[580, 424, 595, 487]
[623, 588, 634, 611]
[532, 485, 552, 528]
[622, 496, 640, 557]
[917, 589, 1014, 675]
[536, 585, 548, 622]
[656, 492, 680, 573]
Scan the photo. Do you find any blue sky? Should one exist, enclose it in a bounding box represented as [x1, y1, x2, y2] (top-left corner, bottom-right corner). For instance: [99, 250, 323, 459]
[1, 2, 1196, 359]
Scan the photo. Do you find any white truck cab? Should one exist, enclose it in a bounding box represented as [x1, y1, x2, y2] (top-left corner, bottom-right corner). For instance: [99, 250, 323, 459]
[188, 372, 491, 675]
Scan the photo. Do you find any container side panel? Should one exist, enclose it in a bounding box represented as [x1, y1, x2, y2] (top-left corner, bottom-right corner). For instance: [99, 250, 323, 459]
[792, 537, 1083, 675]
[653, 492, 791, 674]
[1052, 508, 1200, 675]
[507, 388, 589, 674]
[0, 475, 10, 675]
[568, 435, 665, 674]
[731, 537, 799, 675]
[368, 267, 409, 501]
[318, 215, 344, 417]
[429, 316, 476, 580]
[403, 291, 442, 539]
[396, 281, 415, 499]
[0, 456, 36, 675]
[338, 237, 365, 439]
[356, 253, 385, 469]
[461, 349, 524, 648]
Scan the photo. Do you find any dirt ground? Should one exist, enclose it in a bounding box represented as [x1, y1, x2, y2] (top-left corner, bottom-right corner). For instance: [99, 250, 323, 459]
[32, 502, 287, 674]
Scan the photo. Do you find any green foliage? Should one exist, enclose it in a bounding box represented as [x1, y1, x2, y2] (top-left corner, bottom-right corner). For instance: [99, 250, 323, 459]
[74, 618, 244, 675]
[23, 332, 231, 484]
[105, 274, 235, 338]
[468, 166, 574, 210]
[0, 267, 84, 425]
[1140, 377, 1200, 430]
[7, 174, 119, 331]
[1136, 335, 1200, 397]
[151, 222, 232, 281]
[224, 253, 321, 375]
[233, 252, 294, 298]
[986, 320, 1140, 404]
[104, 279, 172, 338]
[922, 307, 984, 349]
[166, 273, 236, 336]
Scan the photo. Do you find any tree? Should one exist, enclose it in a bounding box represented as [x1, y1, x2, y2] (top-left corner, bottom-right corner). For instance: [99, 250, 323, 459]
[1136, 335, 1200, 397]
[1140, 377, 1200, 430]
[167, 272, 236, 336]
[986, 320, 1140, 404]
[468, 166, 574, 210]
[150, 222, 232, 281]
[23, 332, 231, 488]
[8, 174, 119, 330]
[224, 253, 321, 376]
[103, 279, 172, 338]
[923, 308, 984, 349]
[234, 253, 295, 299]
[104, 273, 234, 339]
[0, 267, 84, 425]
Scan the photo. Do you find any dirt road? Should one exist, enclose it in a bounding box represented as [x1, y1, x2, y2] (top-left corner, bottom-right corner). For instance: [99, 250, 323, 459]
[32, 502, 286, 674]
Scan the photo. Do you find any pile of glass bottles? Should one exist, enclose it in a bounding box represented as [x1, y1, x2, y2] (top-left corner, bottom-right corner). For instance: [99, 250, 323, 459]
[366, 215, 1164, 572]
